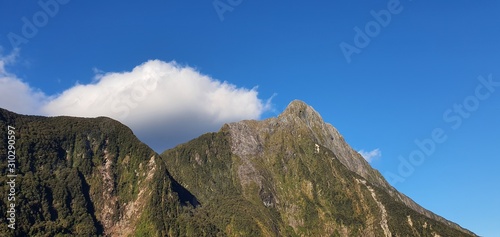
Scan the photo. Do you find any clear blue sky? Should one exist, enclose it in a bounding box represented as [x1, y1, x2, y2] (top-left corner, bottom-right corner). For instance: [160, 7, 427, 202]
[1, 0, 499, 235]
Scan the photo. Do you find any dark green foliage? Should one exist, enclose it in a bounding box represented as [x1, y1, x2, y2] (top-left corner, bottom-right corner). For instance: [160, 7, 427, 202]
[161, 117, 475, 236]
[0, 107, 476, 236]
[0, 108, 211, 236]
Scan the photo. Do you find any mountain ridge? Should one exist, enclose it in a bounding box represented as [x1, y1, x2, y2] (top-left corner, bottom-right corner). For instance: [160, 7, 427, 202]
[0, 107, 216, 236]
[162, 100, 476, 236]
[275, 100, 473, 234]
[0, 102, 476, 236]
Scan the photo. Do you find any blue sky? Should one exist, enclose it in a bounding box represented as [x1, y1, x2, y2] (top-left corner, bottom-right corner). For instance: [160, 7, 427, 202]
[1, 0, 499, 235]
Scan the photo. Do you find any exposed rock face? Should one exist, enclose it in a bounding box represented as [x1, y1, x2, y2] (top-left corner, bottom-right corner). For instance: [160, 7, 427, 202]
[226, 100, 387, 188]
[259, 100, 388, 187]
[277, 101, 472, 234]
[164, 100, 476, 236]
[0, 101, 476, 236]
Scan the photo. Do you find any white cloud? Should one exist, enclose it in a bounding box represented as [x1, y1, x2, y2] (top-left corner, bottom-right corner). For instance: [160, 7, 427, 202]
[0, 50, 49, 115]
[0, 58, 271, 152]
[358, 148, 381, 163]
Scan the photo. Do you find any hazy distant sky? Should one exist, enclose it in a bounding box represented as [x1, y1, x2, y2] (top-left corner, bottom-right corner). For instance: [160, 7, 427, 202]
[1, 1, 499, 235]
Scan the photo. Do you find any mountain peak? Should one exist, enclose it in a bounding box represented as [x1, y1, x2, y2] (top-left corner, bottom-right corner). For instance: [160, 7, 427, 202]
[163, 100, 476, 236]
[278, 100, 380, 183]
[281, 100, 319, 117]
[279, 100, 325, 127]
[1, 105, 476, 236]
[284, 99, 309, 110]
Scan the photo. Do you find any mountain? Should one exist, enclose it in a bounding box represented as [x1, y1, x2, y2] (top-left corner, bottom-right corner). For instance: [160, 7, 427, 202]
[0, 108, 216, 236]
[161, 100, 476, 236]
[0, 101, 476, 236]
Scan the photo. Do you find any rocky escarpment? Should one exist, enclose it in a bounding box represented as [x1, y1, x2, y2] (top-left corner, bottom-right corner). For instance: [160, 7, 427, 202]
[0, 101, 476, 236]
[275, 101, 474, 235]
[163, 100, 476, 236]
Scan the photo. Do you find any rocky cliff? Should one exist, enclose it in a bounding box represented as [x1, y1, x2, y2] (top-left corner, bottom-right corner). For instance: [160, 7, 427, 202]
[162, 100, 476, 236]
[0, 100, 476, 236]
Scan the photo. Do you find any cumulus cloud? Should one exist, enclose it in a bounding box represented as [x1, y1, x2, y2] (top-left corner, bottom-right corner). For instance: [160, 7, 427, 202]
[358, 148, 381, 163]
[2, 59, 271, 152]
[43, 60, 272, 151]
[0, 50, 49, 114]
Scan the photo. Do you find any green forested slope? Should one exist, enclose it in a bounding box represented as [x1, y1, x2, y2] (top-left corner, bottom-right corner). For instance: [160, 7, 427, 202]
[0, 103, 475, 236]
[0, 108, 219, 236]
[161, 101, 476, 237]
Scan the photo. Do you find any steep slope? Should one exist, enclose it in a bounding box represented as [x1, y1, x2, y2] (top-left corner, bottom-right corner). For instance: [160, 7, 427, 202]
[0, 101, 476, 236]
[276, 100, 473, 233]
[162, 100, 476, 236]
[0, 108, 220, 236]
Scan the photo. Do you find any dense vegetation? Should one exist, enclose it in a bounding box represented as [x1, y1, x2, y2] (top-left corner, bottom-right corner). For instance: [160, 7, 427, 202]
[162, 116, 474, 236]
[0, 109, 220, 236]
[0, 105, 475, 236]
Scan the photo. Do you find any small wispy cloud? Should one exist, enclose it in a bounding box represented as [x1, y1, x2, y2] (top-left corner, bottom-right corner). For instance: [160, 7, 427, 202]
[358, 148, 381, 163]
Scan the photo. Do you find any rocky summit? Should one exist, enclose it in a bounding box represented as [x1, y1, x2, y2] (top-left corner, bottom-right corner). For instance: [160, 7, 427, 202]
[0, 101, 476, 236]
[162, 100, 475, 237]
